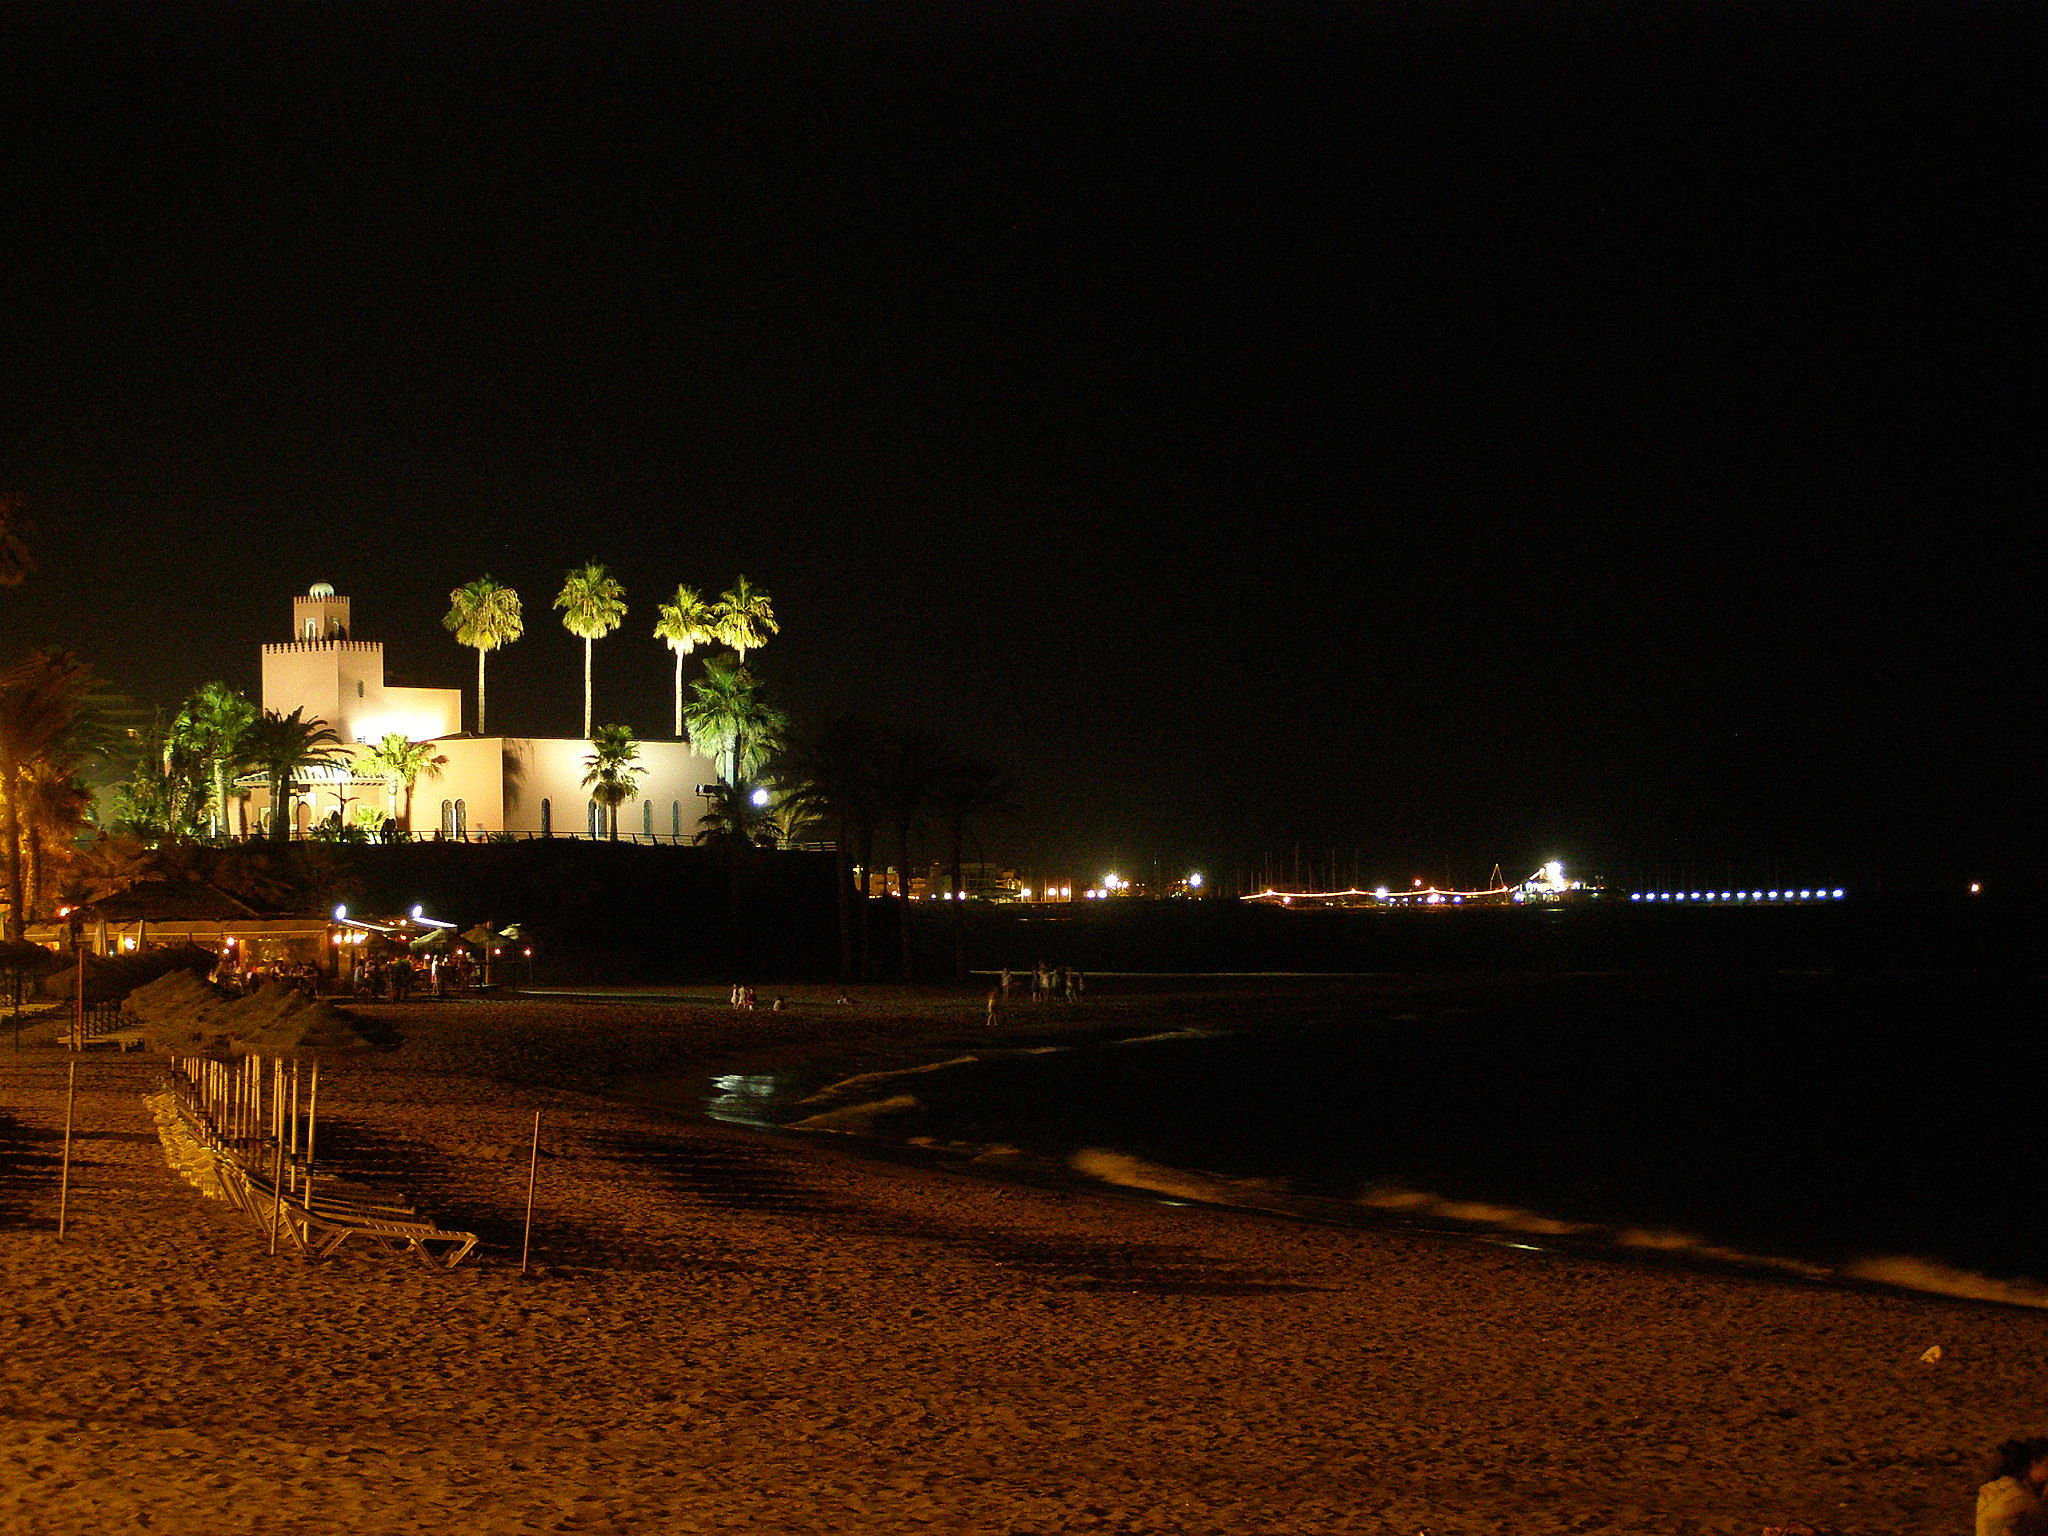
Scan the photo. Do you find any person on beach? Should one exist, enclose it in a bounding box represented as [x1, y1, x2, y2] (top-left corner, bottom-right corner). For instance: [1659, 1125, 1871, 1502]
[1978, 1437, 2048, 1536]
[985, 988, 999, 1027]
[1000, 966, 1014, 1000]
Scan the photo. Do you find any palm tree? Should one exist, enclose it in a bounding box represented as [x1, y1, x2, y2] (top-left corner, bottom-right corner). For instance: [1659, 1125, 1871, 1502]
[20, 761, 93, 920]
[581, 724, 643, 842]
[0, 650, 93, 940]
[934, 750, 1016, 977]
[652, 583, 719, 739]
[782, 716, 882, 979]
[553, 562, 627, 739]
[713, 575, 779, 666]
[692, 777, 775, 849]
[176, 681, 256, 840]
[360, 733, 447, 833]
[876, 729, 945, 980]
[443, 576, 524, 736]
[0, 495, 33, 588]
[243, 708, 345, 844]
[683, 657, 785, 790]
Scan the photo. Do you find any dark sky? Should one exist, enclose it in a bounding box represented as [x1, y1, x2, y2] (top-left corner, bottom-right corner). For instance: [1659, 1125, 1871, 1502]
[3, 2, 2041, 891]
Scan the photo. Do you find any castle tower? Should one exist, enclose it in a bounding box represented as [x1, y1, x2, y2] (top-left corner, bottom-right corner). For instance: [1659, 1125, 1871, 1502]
[292, 582, 351, 642]
[261, 583, 461, 744]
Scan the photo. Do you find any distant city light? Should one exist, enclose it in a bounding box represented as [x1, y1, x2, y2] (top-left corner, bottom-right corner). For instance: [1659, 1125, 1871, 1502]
[411, 904, 424, 918]
[334, 904, 347, 920]
[1374, 886, 1390, 900]
[750, 787, 771, 807]
[1187, 872, 1203, 889]
[1970, 882, 1982, 894]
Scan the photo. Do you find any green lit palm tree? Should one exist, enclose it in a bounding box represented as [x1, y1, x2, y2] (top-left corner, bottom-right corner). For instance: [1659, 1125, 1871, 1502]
[653, 583, 719, 740]
[177, 681, 256, 840]
[554, 563, 626, 739]
[244, 708, 345, 844]
[713, 575, 778, 667]
[361, 733, 447, 833]
[581, 724, 643, 842]
[443, 576, 524, 736]
[683, 657, 785, 790]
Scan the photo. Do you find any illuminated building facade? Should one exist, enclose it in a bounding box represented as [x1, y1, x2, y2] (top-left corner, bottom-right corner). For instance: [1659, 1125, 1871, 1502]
[251, 584, 721, 840]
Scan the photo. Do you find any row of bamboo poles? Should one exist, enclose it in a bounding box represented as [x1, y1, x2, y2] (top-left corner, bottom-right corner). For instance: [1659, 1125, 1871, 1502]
[163, 1052, 538, 1271]
[167, 1053, 321, 1252]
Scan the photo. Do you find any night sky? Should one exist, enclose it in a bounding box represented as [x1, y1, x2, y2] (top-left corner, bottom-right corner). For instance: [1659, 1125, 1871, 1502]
[3, 3, 2040, 891]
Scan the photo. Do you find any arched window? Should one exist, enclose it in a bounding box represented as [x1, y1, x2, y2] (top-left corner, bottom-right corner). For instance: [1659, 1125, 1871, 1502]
[440, 799, 454, 834]
[642, 800, 653, 838]
[671, 800, 681, 838]
[540, 798, 552, 837]
[454, 799, 467, 836]
[588, 799, 603, 839]
[294, 801, 311, 838]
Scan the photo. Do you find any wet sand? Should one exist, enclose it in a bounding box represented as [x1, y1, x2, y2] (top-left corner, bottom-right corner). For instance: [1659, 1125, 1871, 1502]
[1, 987, 2042, 1534]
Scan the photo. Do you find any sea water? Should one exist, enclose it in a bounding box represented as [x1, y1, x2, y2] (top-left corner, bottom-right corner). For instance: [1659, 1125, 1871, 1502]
[719, 971, 2048, 1306]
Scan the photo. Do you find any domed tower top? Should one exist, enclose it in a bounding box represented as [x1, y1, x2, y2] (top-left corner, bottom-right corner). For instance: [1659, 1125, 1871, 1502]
[292, 585, 350, 642]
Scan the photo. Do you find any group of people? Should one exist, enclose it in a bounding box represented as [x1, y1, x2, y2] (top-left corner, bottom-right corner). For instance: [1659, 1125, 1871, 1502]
[998, 963, 1084, 1004]
[985, 962, 1087, 1026]
[345, 950, 476, 1001]
[210, 960, 324, 998]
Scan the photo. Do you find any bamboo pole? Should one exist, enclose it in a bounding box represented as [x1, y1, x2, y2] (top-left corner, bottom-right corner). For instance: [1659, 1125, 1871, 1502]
[57, 1060, 76, 1238]
[268, 1063, 286, 1257]
[521, 1110, 540, 1275]
[304, 1060, 319, 1214]
[289, 1058, 300, 1194]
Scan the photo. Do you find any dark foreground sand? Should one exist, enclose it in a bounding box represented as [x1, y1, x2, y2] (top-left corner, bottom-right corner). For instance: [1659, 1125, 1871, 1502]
[1, 988, 2043, 1535]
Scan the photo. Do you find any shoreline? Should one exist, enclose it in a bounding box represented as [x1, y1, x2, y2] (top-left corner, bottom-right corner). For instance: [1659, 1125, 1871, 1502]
[573, 978, 2048, 1317]
[3, 980, 2044, 1532]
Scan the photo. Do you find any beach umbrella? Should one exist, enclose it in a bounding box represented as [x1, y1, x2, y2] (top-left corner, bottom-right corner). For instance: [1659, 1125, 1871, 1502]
[409, 930, 451, 954]
[461, 924, 496, 947]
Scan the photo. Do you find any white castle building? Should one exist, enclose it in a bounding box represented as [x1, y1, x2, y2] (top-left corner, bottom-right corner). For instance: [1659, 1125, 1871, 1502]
[253, 583, 720, 840]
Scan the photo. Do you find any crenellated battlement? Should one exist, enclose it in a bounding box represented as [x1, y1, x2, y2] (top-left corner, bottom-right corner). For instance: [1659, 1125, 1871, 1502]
[262, 640, 384, 655]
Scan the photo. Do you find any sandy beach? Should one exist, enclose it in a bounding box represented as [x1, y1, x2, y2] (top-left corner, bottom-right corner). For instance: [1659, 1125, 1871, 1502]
[2, 988, 2043, 1535]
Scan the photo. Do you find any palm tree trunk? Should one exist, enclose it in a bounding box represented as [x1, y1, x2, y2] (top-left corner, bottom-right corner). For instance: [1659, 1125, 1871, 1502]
[477, 646, 488, 736]
[896, 814, 914, 981]
[857, 818, 874, 980]
[582, 637, 593, 739]
[271, 772, 290, 844]
[25, 824, 43, 921]
[834, 809, 854, 980]
[0, 752, 22, 942]
[673, 651, 683, 739]
[950, 811, 967, 979]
